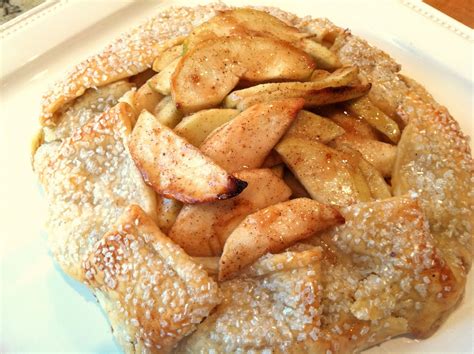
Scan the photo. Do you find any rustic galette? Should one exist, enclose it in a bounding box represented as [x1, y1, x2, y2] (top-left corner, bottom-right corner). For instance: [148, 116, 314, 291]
[33, 4, 473, 353]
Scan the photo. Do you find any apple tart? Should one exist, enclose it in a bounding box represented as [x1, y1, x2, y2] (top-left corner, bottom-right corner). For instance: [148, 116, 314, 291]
[32, 4, 473, 353]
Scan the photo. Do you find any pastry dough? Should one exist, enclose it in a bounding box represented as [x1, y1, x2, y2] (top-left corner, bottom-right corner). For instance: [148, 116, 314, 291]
[393, 93, 473, 282]
[43, 80, 134, 141]
[178, 247, 327, 353]
[84, 205, 220, 353]
[34, 103, 156, 280]
[310, 197, 460, 347]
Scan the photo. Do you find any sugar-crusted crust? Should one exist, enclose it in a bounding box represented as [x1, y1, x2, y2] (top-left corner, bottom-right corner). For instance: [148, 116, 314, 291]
[33, 3, 473, 353]
[312, 197, 460, 346]
[84, 205, 221, 353]
[34, 103, 157, 281]
[43, 80, 134, 142]
[178, 247, 329, 353]
[393, 91, 473, 280]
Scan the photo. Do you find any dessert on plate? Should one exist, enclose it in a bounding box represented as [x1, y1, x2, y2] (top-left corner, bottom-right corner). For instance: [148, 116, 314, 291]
[32, 3, 473, 353]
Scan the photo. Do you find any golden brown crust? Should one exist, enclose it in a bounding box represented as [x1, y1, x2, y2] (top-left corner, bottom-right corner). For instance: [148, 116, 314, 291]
[33, 103, 157, 280]
[40, 4, 304, 127]
[40, 32, 183, 126]
[392, 94, 473, 278]
[43, 80, 134, 142]
[37, 4, 308, 129]
[327, 30, 407, 122]
[308, 197, 460, 351]
[84, 205, 220, 353]
[178, 247, 326, 353]
[297, 14, 473, 336]
[179, 197, 461, 353]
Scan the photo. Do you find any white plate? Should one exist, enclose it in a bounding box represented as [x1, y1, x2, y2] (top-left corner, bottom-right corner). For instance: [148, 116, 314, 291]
[0, 0, 472, 352]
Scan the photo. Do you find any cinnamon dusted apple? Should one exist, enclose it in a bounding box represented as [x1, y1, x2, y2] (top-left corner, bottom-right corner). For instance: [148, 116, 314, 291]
[200, 98, 304, 173]
[171, 36, 316, 113]
[129, 110, 247, 203]
[224, 66, 369, 110]
[185, 8, 340, 69]
[219, 198, 344, 280]
[169, 168, 291, 257]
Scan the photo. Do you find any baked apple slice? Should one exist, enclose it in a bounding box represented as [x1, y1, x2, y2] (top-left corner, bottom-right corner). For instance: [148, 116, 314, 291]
[185, 8, 339, 69]
[298, 37, 340, 70]
[148, 58, 180, 95]
[134, 80, 164, 114]
[334, 144, 391, 200]
[270, 164, 285, 178]
[325, 108, 380, 140]
[153, 96, 183, 128]
[224, 66, 367, 110]
[185, 8, 308, 49]
[284, 110, 345, 143]
[276, 137, 372, 206]
[200, 98, 304, 173]
[219, 198, 344, 280]
[283, 169, 310, 198]
[171, 36, 315, 113]
[174, 108, 239, 147]
[169, 168, 291, 256]
[129, 110, 247, 203]
[155, 196, 183, 235]
[310, 69, 331, 81]
[345, 95, 401, 143]
[261, 150, 283, 168]
[333, 133, 397, 177]
[242, 83, 371, 111]
[358, 158, 392, 200]
[152, 42, 184, 72]
[224, 66, 359, 108]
